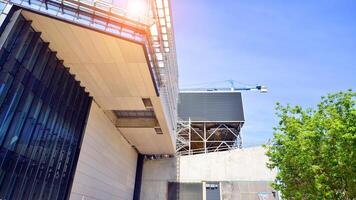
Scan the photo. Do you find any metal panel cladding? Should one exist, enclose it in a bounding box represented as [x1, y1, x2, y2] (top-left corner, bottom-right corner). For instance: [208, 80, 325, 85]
[0, 10, 92, 200]
[178, 92, 245, 122]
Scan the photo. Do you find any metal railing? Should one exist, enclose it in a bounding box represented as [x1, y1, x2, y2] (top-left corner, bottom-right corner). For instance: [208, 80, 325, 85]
[176, 145, 240, 156]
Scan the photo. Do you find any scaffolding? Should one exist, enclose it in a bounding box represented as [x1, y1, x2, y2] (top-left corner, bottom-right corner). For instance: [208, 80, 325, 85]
[176, 91, 245, 155]
[176, 118, 243, 155]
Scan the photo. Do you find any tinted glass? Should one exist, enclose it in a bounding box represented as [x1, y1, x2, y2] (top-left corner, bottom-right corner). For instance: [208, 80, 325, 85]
[0, 10, 91, 200]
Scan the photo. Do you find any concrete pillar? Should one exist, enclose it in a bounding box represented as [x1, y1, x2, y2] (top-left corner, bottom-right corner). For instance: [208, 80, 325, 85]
[202, 182, 206, 200]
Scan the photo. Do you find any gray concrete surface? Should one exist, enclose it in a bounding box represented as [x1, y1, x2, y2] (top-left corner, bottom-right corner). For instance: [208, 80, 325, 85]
[140, 146, 277, 200]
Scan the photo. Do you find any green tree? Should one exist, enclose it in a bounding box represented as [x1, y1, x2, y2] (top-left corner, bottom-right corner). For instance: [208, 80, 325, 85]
[265, 90, 356, 200]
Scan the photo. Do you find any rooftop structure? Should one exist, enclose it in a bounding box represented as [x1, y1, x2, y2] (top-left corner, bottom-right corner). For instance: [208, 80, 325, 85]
[176, 91, 245, 155]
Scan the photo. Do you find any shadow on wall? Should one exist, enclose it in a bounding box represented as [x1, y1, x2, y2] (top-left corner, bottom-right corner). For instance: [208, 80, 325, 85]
[140, 147, 279, 200]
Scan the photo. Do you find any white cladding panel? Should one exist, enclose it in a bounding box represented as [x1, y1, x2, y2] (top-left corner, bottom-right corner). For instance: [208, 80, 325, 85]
[21, 10, 176, 154]
[70, 102, 138, 200]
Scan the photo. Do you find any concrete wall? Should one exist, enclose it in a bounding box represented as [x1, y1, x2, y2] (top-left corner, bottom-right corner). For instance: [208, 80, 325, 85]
[140, 147, 276, 200]
[221, 181, 276, 200]
[141, 157, 177, 200]
[180, 147, 276, 182]
[70, 102, 138, 200]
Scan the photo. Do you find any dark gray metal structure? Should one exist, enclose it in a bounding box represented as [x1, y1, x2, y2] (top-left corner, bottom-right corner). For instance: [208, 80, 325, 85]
[0, 10, 92, 199]
[176, 91, 245, 155]
[178, 92, 244, 122]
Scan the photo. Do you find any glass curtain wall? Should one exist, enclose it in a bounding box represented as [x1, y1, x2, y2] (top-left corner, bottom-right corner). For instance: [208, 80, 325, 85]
[0, 9, 92, 200]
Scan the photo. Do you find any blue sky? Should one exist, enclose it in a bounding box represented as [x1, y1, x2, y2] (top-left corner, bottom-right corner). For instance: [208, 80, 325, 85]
[171, 1, 356, 146]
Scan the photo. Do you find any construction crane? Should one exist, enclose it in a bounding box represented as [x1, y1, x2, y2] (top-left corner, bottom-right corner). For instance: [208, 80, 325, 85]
[180, 80, 268, 93]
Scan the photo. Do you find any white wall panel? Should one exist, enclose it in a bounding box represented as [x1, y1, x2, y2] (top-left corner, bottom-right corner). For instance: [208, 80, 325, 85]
[179, 147, 276, 182]
[140, 147, 276, 200]
[70, 102, 138, 200]
[21, 10, 176, 154]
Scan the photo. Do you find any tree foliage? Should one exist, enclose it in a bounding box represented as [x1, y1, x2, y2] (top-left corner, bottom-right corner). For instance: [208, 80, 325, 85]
[265, 90, 356, 199]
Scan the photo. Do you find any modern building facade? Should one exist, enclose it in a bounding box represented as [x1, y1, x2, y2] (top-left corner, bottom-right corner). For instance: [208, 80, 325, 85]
[138, 91, 278, 200]
[0, 0, 277, 199]
[0, 12, 92, 199]
[0, 0, 178, 199]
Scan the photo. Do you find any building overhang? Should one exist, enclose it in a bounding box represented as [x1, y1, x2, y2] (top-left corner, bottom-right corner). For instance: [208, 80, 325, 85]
[17, 7, 175, 154]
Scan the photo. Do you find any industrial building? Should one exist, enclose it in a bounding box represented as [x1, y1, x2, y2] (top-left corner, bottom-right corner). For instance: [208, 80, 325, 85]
[176, 91, 244, 155]
[141, 91, 277, 200]
[0, 0, 276, 199]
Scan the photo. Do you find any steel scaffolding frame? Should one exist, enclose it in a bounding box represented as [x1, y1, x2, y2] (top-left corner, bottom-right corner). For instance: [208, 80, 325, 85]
[176, 118, 243, 155]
